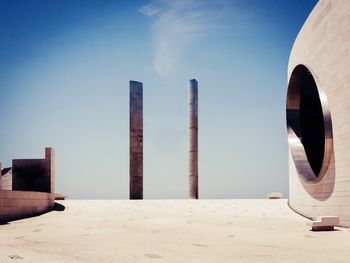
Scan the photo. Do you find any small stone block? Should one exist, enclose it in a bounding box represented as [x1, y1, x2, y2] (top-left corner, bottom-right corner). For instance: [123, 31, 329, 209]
[309, 216, 339, 231]
[268, 192, 283, 199]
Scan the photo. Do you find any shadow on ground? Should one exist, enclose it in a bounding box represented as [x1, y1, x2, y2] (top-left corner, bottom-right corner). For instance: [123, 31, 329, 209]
[53, 202, 65, 211]
[0, 202, 65, 225]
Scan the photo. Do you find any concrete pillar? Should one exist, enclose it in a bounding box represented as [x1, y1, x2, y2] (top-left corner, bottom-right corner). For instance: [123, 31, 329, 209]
[130, 81, 143, 200]
[45, 147, 55, 194]
[189, 79, 198, 199]
[44, 147, 55, 206]
[0, 162, 2, 191]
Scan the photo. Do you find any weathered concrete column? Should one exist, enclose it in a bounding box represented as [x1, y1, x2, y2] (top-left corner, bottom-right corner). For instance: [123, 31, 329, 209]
[0, 162, 2, 190]
[130, 81, 143, 200]
[189, 79, 198, 199]
[45, 147, 55, 194]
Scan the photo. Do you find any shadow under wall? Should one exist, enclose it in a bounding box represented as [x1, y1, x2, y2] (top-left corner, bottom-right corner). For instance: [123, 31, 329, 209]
[0, 202, 65, 224]
[53, 202, 65, 211]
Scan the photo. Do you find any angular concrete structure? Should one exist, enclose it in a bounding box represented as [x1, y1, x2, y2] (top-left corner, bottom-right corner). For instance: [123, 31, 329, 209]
[12, 148, 55, 193]
[189, 79, 198, 199]
[287, 0, 350, 227]
[1, 167, 12, 190]
[0, 147, 56, 222]
[130, 81, 143, 200]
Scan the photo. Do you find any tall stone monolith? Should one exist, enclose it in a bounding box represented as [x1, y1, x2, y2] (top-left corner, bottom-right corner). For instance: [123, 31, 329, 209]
[130, 81, 143, 199]
[189, 79, 198, 199]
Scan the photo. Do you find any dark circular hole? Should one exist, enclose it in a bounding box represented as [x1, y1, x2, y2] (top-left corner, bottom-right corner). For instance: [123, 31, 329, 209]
[287, 65, 325, 177]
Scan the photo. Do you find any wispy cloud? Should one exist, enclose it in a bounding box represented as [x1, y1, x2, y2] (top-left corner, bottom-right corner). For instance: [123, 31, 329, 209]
[139, 0, 232, 77]
[138, 3, 160, 16]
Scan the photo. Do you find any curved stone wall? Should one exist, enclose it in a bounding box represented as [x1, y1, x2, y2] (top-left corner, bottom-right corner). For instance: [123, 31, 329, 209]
[0, 191, 55, 222]
[288, 0, 350, 227]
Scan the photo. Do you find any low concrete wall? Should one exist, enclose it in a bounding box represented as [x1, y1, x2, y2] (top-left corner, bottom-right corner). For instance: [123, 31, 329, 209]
[0, 190, 55, 222]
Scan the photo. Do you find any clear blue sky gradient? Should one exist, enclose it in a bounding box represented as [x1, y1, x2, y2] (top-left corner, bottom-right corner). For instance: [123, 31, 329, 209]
[0, 0, 318, 199]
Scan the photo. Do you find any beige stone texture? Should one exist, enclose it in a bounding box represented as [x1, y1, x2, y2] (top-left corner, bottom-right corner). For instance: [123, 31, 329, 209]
[1, 199, 350, 262]
[288, 0, 350, 226]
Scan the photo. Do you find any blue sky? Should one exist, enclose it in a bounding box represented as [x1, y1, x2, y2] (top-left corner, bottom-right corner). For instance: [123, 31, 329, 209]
[0, 0, 317, 199]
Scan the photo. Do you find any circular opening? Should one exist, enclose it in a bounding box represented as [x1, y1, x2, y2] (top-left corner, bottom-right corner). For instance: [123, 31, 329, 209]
[286, 65, 333, 182]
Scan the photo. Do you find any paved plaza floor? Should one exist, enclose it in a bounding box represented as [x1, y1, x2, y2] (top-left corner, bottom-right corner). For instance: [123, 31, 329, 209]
[0, 199, 349, 262]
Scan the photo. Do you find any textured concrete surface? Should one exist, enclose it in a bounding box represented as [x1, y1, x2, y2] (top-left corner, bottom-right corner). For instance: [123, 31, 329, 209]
[288, 0, 350, 226]
[0, 191, 55, 222]
[0, 148, 55, 222]
[1, 168, 12, 191]
[1, 199, 350, 262]
[129, 80, 143, 200]
[12, 148, 55, 193]
[189, 79, 198, 199]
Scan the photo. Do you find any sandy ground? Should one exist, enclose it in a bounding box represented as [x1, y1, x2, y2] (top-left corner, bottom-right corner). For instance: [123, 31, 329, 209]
[0, 199, 349, 263]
